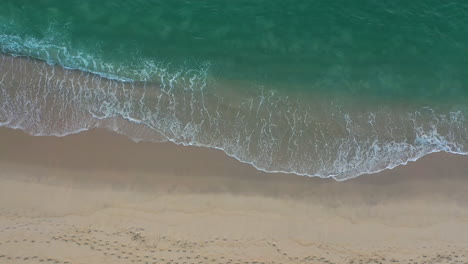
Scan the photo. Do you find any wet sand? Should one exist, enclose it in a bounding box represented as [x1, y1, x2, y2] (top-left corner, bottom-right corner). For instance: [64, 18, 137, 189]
[0, 127, 468, 263]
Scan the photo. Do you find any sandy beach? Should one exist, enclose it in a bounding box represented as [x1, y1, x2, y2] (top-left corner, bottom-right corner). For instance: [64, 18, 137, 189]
[0, 127, 467, 264]
[1, 0, 468, 262]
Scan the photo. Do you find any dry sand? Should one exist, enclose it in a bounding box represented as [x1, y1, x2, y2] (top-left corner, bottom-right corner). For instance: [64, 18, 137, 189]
[0, 127, 467, 264]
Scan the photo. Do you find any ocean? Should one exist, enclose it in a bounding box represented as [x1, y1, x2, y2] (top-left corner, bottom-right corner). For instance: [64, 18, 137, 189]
[0, 0, 467, 180]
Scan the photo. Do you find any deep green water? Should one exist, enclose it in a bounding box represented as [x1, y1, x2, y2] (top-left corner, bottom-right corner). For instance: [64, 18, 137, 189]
[0, 1, 467, 179]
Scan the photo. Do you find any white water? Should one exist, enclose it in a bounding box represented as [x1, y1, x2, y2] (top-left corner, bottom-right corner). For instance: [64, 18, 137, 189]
[1, 54, 467, 181]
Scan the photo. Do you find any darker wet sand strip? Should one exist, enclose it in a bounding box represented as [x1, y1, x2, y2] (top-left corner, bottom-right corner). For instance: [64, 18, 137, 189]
[0, 126, 467, 203]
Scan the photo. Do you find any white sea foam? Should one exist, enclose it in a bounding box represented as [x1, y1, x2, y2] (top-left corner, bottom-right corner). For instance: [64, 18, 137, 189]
[0, 45, 467, 181]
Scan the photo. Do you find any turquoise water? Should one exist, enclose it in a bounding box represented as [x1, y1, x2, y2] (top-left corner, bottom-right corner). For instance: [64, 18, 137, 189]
[0, 1, 467, 180]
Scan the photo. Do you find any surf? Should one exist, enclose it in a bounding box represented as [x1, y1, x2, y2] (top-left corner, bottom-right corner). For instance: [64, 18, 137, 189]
[1, 54, 466, 181]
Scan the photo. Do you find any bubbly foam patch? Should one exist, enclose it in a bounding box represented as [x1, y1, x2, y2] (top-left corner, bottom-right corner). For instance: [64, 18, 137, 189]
[0, 31, 202, 83]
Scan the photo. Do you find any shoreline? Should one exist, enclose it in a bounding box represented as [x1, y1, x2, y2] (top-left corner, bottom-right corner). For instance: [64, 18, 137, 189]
[0, 127, 468, 263]
[2, 53, 467, 181]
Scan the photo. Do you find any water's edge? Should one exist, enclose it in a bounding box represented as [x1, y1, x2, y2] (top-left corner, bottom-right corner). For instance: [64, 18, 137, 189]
[1, 54, 467, 181]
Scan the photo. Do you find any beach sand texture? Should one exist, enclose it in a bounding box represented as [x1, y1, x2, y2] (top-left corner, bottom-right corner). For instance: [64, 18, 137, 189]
[0, 127, 468, 263]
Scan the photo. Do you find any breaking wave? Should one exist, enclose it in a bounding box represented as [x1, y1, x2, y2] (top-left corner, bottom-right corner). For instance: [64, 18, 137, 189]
[1, 53, 466, 181]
